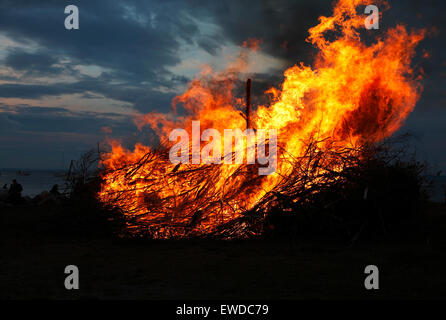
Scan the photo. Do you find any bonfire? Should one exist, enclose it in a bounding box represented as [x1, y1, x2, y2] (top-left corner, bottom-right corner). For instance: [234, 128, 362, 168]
[97, 0, 426, 239]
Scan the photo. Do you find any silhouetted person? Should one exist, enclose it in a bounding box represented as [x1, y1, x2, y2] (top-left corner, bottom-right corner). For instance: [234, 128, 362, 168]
[50, 184, 61, 196]
[2, 184, 7, 189]
[8, 179, 23, 205]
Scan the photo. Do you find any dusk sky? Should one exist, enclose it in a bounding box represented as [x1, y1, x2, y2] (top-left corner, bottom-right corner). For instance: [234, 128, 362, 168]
[0, 0, 444, 170]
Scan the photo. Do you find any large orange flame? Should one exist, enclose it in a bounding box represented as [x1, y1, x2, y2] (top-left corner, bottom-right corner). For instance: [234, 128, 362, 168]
[98, 0, 425, 238]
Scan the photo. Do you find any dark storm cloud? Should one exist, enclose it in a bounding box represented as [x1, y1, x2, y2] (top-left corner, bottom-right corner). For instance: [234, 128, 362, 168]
[0, 83, 82, 98]
[4, 48, 62, 75]
[0, 1, 191, 71]
[0, 0, 204, 112]
[0, 103, 133, 135]
[190, 0, 331, 63]
[0, 75, 182, 111]
[0, 0, 334, 112]
[1, 0, 444, 110]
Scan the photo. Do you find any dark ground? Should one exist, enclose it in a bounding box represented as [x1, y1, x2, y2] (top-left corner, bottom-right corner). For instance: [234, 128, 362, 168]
[1, 202, 446, 300]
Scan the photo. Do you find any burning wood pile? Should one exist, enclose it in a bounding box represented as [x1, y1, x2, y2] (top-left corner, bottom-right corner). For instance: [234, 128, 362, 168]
[97, 0, 426, 240]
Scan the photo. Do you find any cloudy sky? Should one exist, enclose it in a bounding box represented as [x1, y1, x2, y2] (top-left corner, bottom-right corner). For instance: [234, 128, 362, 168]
[0, 0, 444, 170]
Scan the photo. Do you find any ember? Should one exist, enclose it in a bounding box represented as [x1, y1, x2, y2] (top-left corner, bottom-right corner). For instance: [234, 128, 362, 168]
[98, 0, 425, 239]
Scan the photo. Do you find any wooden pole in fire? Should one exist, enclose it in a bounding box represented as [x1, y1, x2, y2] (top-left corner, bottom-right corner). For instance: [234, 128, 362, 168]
[246, 78, 252, 129]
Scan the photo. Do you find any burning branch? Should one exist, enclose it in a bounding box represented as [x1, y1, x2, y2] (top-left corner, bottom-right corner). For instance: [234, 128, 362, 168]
[97, 0, 426, 240]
